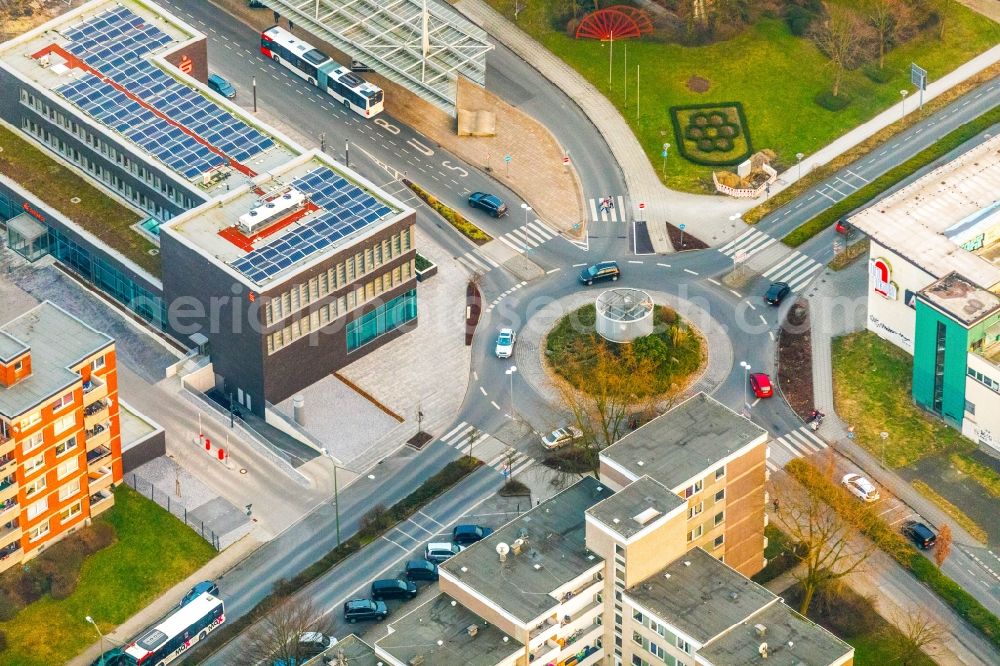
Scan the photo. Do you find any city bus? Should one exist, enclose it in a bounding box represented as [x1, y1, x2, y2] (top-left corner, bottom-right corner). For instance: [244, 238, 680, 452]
[121, 591, 225, 665]
[260, 25, 384, 118]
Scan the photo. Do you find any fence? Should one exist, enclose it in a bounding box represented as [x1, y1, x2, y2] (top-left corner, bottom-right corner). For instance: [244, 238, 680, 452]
[124, 473, 222, 550]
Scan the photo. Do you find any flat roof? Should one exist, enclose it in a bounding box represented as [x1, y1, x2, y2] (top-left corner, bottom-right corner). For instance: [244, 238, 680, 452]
[918, 272, 1000, 325]
[601, 393, 767, 491]
[698, 600, 853, 666]
[0, 0, 294, 190]
[625, 547, 777, 645]
[0, 331, 29, 364]
[586, 475, 685, 540]
[162, 151, 409, 289]
[375, 593, 521, 666]
[0, 301, 112, 419]
[849, 134, 1000, 289]
[305, 634, 381, 666]
[441, 477, 613, 624]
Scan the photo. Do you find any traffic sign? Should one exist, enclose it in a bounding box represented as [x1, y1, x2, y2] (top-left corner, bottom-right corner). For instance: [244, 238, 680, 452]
[734, 249, 748, 263]
[661, 150, 668, 158]
[504, 155, 512, 163]
[910, 63, 927, 90]
[679, 223, 686, 230]
[563, 155, 570, 166]
[638, 202, 646, 210]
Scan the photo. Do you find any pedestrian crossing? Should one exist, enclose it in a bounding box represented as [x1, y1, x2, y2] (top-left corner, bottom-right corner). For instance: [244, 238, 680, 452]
[456, 249, 500, 274]
[438, 421, 536, 476]
[766, 426, 829, 471]
[588, 195, 628, 223]
[720, 228, 823, 293]
[496, 220, 559, 254]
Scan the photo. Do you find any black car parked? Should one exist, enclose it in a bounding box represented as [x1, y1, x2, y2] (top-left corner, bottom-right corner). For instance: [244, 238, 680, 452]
[405, 559, 439, 582]
[578, 261, 621, 286]
[343, 598, 388, 623]
[452, 524, 494, 545]
[468, 192, 509, 218]
[371, 578, 418, 600]
[765, 281, 791, 305]
[901, 520, 937, 550]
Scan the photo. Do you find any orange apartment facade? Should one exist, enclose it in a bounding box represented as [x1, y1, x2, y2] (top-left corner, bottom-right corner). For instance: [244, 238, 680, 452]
[0, 301, 121, 574]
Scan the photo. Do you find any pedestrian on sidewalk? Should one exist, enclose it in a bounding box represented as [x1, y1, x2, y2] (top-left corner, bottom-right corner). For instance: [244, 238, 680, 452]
[772, 498, 779, 513]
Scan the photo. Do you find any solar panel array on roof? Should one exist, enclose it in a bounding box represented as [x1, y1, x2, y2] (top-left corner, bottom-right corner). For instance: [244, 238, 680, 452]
[55, 6, 275, 178]
[230, 167, 394, 283]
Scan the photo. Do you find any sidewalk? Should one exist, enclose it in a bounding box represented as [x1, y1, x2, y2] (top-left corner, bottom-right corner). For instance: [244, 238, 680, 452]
[452, 0, 1000, 248]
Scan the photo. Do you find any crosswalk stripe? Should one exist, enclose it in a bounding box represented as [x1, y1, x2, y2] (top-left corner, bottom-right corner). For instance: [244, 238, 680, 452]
[775, 436, 803, 457]
[534, 220, 559, 237]
[780, 258, 821, 283]
[461, 253, 491, 272]
[617, 196, 626, 215]
[510, 459, 534, 476]
[766, 461, 779, 472]
[527, 221, 554, 239]
[460, 432, 491, 451]
[786, 430, 821, 453]
[799, 428, 828, 448]
[479, 253, 500, 268]
[440, 422, 467, 442]
[763, 252, 808, 279]
[519, 226, 547, 244]
[486, 451, 507, 467]
[588, 198, 599, 221]
[497, 235, 525, 253]
[718, 228, 756, 253]
[788, 265, 823, 291]
[742, 237, 778, 260]
[444, 424, 474, 446]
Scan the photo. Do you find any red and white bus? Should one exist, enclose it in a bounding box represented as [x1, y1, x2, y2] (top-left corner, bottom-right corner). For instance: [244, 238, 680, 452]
[260, 25, 384, 118]
[122, 592, 225, 665]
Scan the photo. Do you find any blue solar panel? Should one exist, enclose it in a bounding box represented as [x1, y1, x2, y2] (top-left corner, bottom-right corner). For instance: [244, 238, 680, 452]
[229, 168, 395, 282]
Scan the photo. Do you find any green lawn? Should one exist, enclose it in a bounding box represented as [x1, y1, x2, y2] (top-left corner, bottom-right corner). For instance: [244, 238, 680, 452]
[488, 0, 999, 193]
[831, 331, 973, 467]
[0, 487, 215, 666]
[0, 125, 158, 276]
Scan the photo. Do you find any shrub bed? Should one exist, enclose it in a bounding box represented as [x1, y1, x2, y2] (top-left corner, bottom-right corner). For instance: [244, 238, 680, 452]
[669, 102, 753, 166]
[183, 457, 483, 663]
[828, 238, 869, 271]
[787, 458, 1000, 651]
[784, 105, 1000, 246]
[815, 90, 852, 111]
[752, 524, 805, 584]
[404, 180, 492, 245]
[862, 64, 894, 84]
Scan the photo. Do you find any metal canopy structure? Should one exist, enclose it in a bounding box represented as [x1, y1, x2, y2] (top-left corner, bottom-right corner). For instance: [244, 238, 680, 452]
[263, 0, 492, 114]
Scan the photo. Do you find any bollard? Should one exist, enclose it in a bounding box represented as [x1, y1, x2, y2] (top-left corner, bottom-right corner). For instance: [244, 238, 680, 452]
[205, 438, 211, 451]
[217, 448, 225, 461]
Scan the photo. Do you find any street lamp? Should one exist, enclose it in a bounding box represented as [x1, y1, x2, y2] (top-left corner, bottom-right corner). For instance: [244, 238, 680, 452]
[739, 361, 751, 412]
[520, 203, 532, 251]
[505, 366, 518, 419]
[322, 448, 341, 547]
[86, 616, 105, 663]
[796, 152, 804, 180]
[899, 90, 909, 120]
[251, 76, 257, 113]
[661, 143, 670, 180]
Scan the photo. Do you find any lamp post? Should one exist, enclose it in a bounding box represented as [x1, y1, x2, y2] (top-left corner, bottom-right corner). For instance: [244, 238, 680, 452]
[86, 616, 105, 664]
[740, 361, 751, 413]
[520, 203, 532, 252]
[796, 152, 804, 180]
[661, 143, 670, 180]
[322, 448, 341, 546]
[252, 76, 257, 113]
[899, 90, 909, 120]
[506, 366, 518, 420]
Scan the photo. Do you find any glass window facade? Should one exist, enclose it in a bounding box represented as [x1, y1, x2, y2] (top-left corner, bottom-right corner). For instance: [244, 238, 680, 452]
[346, 290, 417, 352]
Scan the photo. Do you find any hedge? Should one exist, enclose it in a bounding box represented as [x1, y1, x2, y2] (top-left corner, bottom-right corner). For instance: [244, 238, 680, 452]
[184, 457, 483, 663]
[404, 180, 492, 245]
[783, 105, 1000, 247]
[669, 102, 754, 167]
[786, 458, 1000, 650]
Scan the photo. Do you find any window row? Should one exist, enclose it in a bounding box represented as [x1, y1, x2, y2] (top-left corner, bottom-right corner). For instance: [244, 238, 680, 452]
[264, 226, 414, 326]
[968, 366, 1000, 394]
[266, 261, 413, 355]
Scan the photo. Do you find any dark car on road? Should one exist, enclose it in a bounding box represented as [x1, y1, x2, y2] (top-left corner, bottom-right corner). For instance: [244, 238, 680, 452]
[578, 261, 621, 286]
[89, 648, 126, 666]
[207, 73, 237, 99]
[181, 580, 219, 607]
[371, 578, 418, 600]
[343, 598, 388, 623]
[765, 281, 791, 305]
[453, 524, 494, 545]
[901, 520, 937, 550]
[405, 559, 439, 582]
[468, 192, 509, 217]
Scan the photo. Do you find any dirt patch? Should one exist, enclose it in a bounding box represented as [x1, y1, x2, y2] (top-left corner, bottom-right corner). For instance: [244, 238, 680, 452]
[666, 222, 709, 250]
[406, 431, 433, 450]
[777, 298, 814, 419]
[0, 0, 77, 41]
[686, 76, 711, 93]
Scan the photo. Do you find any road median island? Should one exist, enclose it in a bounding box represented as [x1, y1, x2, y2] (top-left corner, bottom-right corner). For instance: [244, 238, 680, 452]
[185, 456, 484, 664]
[787, 458, 1000, 651]
[404, 179, 492, 245]
[783, 105, 1000, 247]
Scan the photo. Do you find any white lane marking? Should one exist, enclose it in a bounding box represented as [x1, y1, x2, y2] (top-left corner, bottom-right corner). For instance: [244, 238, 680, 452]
[628, 260, 643, 264]
[441, 422, 466, 441]
[407, 138, 434, 156]
[718, 228, 756, 253]
[846, 169, 870, 183]
[491, 400, 501, 410]
[546, 267, 561, 274]
[769, 331, 775, 341]
[657, 263, 671, 268]
[440, 160, 468, 177]
[473, 371, 478, 381]
[747, 302, 757, 311]
[815, 188, 838, 202]
[759, 314, 767, 325]
[573, 263, 588, 267]
[381, 535, 409, 552]
[684, 268, 698, 275]
[707, 278, 721, 285]
[730, 289, 741, 297]
[480, 386, 487, 396]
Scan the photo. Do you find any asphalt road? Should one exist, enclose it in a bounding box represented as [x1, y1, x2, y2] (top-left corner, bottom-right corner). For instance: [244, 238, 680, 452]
[170, 1, 1000, 660]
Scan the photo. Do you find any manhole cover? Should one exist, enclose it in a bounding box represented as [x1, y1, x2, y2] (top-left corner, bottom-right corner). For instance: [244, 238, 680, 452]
[70, 196, 81, 204]
[240, 468, 247, 475]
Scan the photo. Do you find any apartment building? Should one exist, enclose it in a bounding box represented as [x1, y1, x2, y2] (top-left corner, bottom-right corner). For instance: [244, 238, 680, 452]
[375, 393, 853, 666]
[0, 301, 121, 574]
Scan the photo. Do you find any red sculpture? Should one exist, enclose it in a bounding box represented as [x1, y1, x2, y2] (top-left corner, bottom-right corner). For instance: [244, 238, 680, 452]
[575, 6, 653, 40]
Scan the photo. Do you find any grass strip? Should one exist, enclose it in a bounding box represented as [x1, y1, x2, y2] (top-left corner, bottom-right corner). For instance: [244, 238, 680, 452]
[743, 62, 1000, 225]
[404, 180, 492, 245]
[752, 524, 803, 585]
[828, 239, 869, 271]
[185, 457, 482, 663]
[787, 459, 1000, 649]
[783, 105, 1000, 247]
[949, 454, 1000, 499]
[911, 480, 989, 542]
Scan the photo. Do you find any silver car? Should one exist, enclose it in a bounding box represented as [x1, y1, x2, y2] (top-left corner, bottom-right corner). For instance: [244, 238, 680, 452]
[541, 426, 583, 450]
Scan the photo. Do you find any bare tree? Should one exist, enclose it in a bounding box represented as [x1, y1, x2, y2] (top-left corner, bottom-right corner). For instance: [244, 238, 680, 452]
[809, 6, 875, 96]
[770, 460, 878, 614]
[934, 524, 952, 567]
[238, 596, 333, 666]
[867, 0, 915, 69]
[886, 608, 946, 664]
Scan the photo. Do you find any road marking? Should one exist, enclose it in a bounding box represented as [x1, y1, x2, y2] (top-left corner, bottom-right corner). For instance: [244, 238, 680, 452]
[407, 138, 434, 156]
[441, 422, 466, 441]
[815, 188, 838, 203]
[480, 386, 487, 396]
[546, 267, 561, 274]
[657, 263, 671, 268]
[759, 314, 767, 325]
[845, 169, 870, 183]
[752, 398, 761, 407]
[418, 511, 445, 529]
[491, 400, 501, 410]
[747, 302, 756, 311]
[769, 331, 775, 341]
[684, 268, 698, 275]
[729, 289, 741, 297]
[473, 371, 478, 381]
[380, 535, 409, 552]
[627, 260, 643, 264]
[707, 278, 721, 285]
[572, 263, 588, 267]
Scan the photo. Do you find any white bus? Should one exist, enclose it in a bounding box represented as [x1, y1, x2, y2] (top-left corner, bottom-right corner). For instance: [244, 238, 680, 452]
[260, 25, 384, 118]
[122, 592, 225, 665]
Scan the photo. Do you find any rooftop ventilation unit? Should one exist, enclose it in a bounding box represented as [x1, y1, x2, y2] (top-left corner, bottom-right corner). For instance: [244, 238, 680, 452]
[755, 623, 767, 637]
[238, 189, 305, 235]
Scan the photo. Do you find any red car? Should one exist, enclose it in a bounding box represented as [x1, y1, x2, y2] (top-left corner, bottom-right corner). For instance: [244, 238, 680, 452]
[834, 219, 851, 235]
[750, 372, 773, 398]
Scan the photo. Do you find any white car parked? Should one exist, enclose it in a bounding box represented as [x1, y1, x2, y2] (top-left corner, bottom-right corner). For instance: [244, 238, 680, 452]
[541, 426, 583, 450]
[495, 328, 516, 358]
[841, 473, 880, 502]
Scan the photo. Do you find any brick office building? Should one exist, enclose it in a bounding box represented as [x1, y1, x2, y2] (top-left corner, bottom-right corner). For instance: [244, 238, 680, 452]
[0, 302, 121, 574]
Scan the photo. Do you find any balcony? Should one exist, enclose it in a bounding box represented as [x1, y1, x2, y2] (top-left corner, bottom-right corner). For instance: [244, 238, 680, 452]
[85, 422, 111, 450]
[0, 541, 23, 575]
[87, 445, 112, 469]
[529, 615, 560, 644]
[83, 376, 107, 404]
[0, 498, 17, 524]
[0, 519, 21, 550]
[0, 453, 15, 478]
[560, 600, 602, 636]
[84, 400, 110, 429]
[552, 625, 603, 666]
[89, 489, 114, 516]
[0, 477, 17, 504]
[0, 432, 13, 458]
[88, 467, 114, 493]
